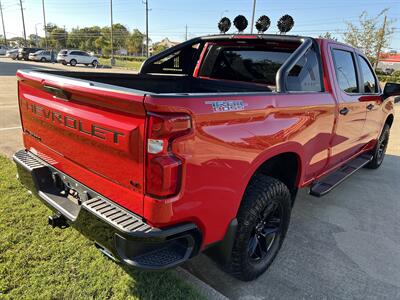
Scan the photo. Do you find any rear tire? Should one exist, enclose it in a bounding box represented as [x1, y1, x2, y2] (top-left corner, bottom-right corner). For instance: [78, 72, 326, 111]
[70, 59, 77, 66]
[40, 57, 46, 62]
[228, 175, 292, 281]
[365, 124, 390, 169]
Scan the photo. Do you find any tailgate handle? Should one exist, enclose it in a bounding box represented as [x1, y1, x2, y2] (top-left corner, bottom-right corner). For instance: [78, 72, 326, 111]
[43, 85, 71, 101]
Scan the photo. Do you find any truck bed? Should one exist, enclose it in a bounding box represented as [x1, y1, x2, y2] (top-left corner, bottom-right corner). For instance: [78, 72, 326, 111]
[37, 70, 272, 94]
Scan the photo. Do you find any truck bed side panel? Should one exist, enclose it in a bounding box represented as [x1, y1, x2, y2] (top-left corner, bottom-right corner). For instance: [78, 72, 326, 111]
[143, 92, 336, 245]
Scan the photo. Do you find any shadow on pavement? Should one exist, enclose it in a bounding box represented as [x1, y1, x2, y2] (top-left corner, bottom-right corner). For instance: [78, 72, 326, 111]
[183, 154, 400, 299]
[0, 58, 63, 76]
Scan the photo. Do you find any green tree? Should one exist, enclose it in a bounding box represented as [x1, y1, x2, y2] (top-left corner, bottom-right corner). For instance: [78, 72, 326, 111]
[28, 34, 42, 47]
[46, 23, 68, 50]
[343, 9, 395, 65]
[152, 44, 168, 55]
[95, 23, 129, 55]
[318, 32, 338, 41]
[68, 26, 101, 52]
[127, 29, 144, 55]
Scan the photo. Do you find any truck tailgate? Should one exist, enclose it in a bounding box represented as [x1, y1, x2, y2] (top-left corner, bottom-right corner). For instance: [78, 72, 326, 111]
[17, 70, 146, 213]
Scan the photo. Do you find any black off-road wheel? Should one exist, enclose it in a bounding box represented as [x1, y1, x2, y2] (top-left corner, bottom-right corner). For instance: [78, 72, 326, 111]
[229, 175, 292, 281]
[365, 124, 390, 169]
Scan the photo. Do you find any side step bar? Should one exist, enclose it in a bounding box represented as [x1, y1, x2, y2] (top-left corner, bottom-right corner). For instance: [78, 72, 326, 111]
[310, 154, 373, 197]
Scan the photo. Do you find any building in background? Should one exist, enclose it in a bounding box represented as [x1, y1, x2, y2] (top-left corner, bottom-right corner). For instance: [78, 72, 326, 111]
[378, 52, 400, 74]
[150, 37, 180, 55]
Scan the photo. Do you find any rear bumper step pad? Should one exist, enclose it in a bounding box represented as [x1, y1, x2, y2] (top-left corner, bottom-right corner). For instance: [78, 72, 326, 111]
[13, 149, 201, 270]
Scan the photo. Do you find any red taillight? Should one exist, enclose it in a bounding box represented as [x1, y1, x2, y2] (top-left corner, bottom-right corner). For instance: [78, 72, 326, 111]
[146, 113, 191, 198]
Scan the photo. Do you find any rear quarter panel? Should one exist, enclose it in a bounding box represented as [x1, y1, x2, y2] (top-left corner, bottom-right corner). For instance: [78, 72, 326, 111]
[144, 92, 336, 246]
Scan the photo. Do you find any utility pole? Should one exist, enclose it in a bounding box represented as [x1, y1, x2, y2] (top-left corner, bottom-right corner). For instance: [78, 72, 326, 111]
[143, 0, 149, 57]
[374, 15, 387, 70]
[63, 25, 67, 48]
[35, 23, 41, 46]
[250, 0, 257, 34]
[42, 0, 48, 49]
[110, 0, 115, 65]
[19, 0, 27, 46]
[0, 1, 6, 46]
[185, 24, 188, 41]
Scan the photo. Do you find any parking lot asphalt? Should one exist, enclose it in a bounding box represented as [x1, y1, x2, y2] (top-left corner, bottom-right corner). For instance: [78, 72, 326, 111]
[1, 57, 399, 299]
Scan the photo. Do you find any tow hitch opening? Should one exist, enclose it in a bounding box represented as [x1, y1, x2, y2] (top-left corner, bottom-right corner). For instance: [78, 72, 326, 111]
[48, 213, 69, 229]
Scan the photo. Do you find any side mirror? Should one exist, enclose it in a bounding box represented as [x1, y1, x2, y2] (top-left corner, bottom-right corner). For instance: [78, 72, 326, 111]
[383, 82, 400, 99]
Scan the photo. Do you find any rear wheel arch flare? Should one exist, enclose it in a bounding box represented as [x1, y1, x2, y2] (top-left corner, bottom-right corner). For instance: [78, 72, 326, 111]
[246, 152, 302, 205]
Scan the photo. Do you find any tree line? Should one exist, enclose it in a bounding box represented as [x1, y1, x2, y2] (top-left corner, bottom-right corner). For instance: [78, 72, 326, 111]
[27, 23, 147, 56]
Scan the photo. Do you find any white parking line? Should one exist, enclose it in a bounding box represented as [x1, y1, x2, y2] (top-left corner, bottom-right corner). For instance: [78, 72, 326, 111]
[0, 126, 22, 131]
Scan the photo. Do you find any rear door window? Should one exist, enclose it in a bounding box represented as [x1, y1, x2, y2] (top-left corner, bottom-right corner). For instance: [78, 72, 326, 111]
[332, 49, 359, 93]
[358, 55, 378, 93]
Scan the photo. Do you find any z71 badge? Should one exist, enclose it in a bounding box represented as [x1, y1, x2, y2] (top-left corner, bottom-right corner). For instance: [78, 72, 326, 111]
[205, 100, 248, 112]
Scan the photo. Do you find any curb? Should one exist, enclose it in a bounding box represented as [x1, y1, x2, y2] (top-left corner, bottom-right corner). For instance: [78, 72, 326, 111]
[175, 267, 228, 300]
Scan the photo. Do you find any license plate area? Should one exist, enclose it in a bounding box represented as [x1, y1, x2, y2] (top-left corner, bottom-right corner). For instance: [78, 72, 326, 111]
[35, 169, 96, 221]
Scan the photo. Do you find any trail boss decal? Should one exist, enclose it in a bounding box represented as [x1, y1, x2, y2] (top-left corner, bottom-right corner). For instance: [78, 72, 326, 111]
[205, 100, 248, 112]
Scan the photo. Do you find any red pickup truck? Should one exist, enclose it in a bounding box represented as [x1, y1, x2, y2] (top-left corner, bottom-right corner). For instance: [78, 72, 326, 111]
[14, 34, 399, 281]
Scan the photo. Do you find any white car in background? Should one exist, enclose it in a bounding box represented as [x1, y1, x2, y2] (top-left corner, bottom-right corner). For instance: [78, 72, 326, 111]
[5, 49, 18, 60]
[57, 50, 99, 67]
[29, 50, 52, 62]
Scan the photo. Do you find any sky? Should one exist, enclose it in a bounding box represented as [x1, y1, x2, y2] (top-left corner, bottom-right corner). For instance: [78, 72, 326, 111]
[0, 0, 399, 50]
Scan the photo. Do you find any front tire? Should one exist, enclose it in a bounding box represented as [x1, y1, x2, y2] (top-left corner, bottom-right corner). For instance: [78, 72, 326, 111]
[40, 57, 46, 62]
[92, 60, 99, 67]
[229, 175, 292, 281]
[70, 59, 77, 66]
[365, 124, 390, 169]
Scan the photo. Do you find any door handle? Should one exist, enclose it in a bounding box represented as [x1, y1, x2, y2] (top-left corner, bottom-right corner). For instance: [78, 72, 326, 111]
[339, 107, 349, 115]
[367, 104, 374, 110]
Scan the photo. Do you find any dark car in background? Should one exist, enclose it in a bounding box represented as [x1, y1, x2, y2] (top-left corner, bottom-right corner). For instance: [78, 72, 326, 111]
[18, 47, 44, 60]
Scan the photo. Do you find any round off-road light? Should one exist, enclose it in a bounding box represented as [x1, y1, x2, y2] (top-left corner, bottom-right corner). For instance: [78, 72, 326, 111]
[255, 15, 271, 33]
[277, 14, 294, 34]
[218, 17, 231, 34]
[233, 15, 248, 33]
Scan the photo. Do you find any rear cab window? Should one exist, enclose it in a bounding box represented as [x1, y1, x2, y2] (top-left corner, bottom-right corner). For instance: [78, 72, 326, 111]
[199, 41, 322, 92]
[140, 37, 324, 93]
